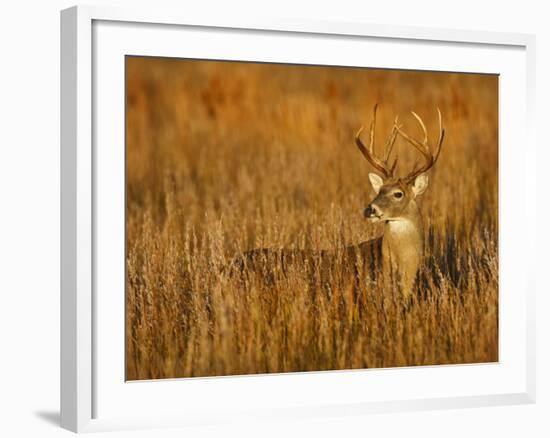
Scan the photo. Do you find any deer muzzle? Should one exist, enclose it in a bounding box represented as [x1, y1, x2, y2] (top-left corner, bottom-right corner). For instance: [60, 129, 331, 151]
[364, 204, 381, 220]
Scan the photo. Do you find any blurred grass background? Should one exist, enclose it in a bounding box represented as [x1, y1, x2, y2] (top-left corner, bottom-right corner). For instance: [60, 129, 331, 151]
[126, 56, 498, 380]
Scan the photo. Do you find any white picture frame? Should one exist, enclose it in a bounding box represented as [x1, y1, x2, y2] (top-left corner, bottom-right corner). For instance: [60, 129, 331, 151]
[60, 4, 536, 433]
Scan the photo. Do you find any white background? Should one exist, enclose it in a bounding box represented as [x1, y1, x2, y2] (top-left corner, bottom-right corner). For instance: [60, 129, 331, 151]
[0, 1, 546, 437]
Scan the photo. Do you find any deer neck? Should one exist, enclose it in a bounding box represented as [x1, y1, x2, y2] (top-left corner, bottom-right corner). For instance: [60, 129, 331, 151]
[382, 202, 424, 293]
[384, 204, 423, 249]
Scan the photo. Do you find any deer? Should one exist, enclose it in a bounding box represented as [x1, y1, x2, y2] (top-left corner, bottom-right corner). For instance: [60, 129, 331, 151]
[354, 104, 445, 298]
[226, 104, 445, 301]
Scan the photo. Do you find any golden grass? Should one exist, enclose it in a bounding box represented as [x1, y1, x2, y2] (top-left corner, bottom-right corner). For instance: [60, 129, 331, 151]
[125, 57, 498, 380]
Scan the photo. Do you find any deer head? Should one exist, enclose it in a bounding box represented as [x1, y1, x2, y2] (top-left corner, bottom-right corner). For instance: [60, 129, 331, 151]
[355, 104, 445, 223]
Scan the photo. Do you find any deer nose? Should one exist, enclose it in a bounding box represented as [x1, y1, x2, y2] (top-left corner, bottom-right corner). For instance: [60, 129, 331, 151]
[364, 205, 379, 218]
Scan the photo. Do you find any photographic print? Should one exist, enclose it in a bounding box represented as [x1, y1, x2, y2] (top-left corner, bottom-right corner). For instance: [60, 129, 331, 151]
[125, 57, 498, 380]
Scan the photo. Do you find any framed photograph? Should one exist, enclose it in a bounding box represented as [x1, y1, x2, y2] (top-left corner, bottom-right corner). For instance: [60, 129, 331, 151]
[61, 5, 536, 433]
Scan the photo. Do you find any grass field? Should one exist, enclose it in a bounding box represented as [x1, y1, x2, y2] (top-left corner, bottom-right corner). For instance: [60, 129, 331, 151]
[125, 57, 498, 380]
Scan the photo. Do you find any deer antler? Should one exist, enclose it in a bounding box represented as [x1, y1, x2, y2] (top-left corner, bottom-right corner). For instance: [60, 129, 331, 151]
[355, 104, 399, 179]
[396, 109, 445, 183]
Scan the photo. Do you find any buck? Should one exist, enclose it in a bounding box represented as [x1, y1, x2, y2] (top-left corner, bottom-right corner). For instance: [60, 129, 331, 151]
[228, 104, 444, 300]
[354, 104, 445, 297]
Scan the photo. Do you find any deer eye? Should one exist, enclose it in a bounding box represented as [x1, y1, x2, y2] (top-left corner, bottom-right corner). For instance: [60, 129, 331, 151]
[393, 191, 404, 199]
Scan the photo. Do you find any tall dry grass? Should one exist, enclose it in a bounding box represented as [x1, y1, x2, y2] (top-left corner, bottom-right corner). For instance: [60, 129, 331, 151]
[126, 57, 498, 380]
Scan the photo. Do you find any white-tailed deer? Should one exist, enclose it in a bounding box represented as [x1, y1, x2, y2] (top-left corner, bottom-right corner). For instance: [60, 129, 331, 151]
[355, 104, 445, 297]
[228, 104, 444, 300]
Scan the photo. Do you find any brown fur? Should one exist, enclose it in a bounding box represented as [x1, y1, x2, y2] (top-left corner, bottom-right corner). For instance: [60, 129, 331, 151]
[365, 174, 429, 298]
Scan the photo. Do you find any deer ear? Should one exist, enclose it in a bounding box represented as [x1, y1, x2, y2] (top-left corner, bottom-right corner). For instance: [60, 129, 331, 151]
[412, 173, 429, 197]
[368, 173, 384, 194]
